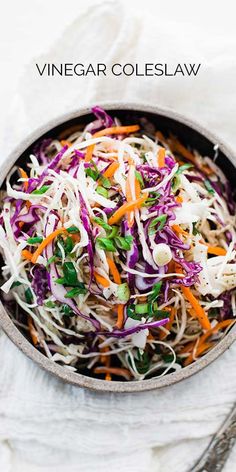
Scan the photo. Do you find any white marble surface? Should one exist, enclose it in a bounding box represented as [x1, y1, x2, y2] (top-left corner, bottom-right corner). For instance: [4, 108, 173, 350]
[0, 1, 236, 471]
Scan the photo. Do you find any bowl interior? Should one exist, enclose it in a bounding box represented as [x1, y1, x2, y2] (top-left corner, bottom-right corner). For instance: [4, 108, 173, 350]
[0, 105, 236, 392]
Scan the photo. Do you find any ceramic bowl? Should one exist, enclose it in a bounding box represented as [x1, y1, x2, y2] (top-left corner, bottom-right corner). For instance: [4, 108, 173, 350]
[0, 103, 236, 392]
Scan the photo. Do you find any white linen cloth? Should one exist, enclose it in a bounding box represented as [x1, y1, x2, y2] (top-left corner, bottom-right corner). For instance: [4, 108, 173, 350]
[0, 1, 236, 471]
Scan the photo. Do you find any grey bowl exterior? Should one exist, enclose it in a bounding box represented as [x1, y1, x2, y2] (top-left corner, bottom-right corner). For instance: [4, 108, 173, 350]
[0, 102, 236, 393]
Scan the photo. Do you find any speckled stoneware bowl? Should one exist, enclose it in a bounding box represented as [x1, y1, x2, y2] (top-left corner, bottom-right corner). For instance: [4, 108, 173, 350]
[0, 103, 236, 392]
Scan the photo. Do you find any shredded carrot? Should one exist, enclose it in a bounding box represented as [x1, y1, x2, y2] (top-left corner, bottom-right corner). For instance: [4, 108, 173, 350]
[207, 246, 227, 256]
[175, 263, 211, 330]
[108, 193, 148, 225]
[31, 228, 66, 264]
[19, 168, 31, 210]
[200, 241, 227, 256]
[172, 224, 189, 237]
[181, 285, 211, 330]
[21, 249, 33, 261]
[135, 178, 141, 198]
[103, 161, 120, 179]
[94, 366, 132, 380]
[182, 319, 235, 366]
[159, 307, 176, 340]
[60, 140, 72, 147]
[180, 341, 196, 354]
[155, 130, 166, 143]
[71, 233, 81, 243]
[19, 168, 29, 191]
[168, 136, 212, 175]
[197, 319, 235, 348]
[157, 147, 166, 167]
[107, 258, 121, 284]
[27, 316, 39, 346]
[85, 125, 140, 162]
[176, 195, 183, 203]
[94, 271, 110, 288]
[116, 304, 125, 329]
[184, 342, 213, 366]
[169, 138, 196, 164]
[100, 346, 109, 364]
[147, 332, 155, 340]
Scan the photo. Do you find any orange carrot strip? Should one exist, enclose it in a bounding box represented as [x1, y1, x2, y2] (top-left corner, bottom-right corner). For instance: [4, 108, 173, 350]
[157, 147, 166, 167]
[155, 130, 166, 143]
[108, 193, 148, 225]
[116, 304, 124, 329]
[197, 319, 235, 348]
[183, 319, 235, 366]
[103, 161, 120, 179]
[94, 366, 132, 380]
[19, 168, 29, 191]
[135, 178, 141, 198]
[159, 307, 176, 340]
[19, 168, 31, 210]
[172, 224, 189, 236]
[94, 271, 110, 288]
[204, 244, 227, 256]
[184, 342, 213, 366]
[31, 228, 66, 264]
[181, 285, 211, 330]
[207, 246, 227, 256]
[27, 316, 39, 346]
[180, 341, 196, 354]
[168, 137, 212, 175]
[60, 140, 72, 147]
[21, 249, 33, 261]
[176, 195, 183, 203]
[175, 263, 211, 330]
[107, 258, 121, 284]
[169, 139, 196, 164]
[85, 125, 140, 162]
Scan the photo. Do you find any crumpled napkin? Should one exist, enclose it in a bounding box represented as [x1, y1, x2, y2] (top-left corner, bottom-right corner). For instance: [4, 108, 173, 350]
[1, 2, 236, 471]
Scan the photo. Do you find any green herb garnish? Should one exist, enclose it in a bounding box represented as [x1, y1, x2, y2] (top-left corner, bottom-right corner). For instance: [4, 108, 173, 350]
[93, 217, 112, 232]
[114, 235, 133, 251]
[27, 236, 43, 244]
[96, 237, 116, 252]
[96, 186, 108, 198]
[65, 286, 86, 298]
[61, 304, 74, 316]
[46, 255, 57, 269]
[67, 226, 79, 234]
[25, 287, 33, 304]
[85, 167, 99, 181]
[135, 170, 144, 188]
[117, 283, 130, 302]
[135, 351, 150, 374]
[10, 281, 22, 289]
[45, 300, 56, 308]
[56, 262, 81, 287]
[100, 176, 111, 189]
[148, 282, 162, 302]
[171, 174, 181, 192]
[32, 185, 50, 195]
[204, 179, 215, 195]
[176, 163, 193, 174]
[148, 214, 167, 235]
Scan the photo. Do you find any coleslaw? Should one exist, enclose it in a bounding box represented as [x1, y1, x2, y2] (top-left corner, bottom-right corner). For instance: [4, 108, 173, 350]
[0, 106, 235, 381]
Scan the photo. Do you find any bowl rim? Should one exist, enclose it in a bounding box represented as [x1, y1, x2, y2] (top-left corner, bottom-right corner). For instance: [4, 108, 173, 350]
[0, 101, 236, 393]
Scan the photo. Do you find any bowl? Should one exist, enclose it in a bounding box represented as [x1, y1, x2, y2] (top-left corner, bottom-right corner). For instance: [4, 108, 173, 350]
[0, 102, 236, 392]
